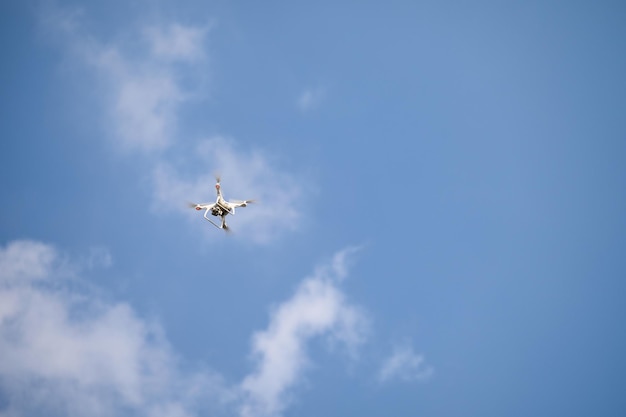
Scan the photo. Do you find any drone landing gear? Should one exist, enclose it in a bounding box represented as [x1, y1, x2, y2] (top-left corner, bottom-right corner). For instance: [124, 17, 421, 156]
[203, 209, 229, 230]
[204, 217, 224, 229]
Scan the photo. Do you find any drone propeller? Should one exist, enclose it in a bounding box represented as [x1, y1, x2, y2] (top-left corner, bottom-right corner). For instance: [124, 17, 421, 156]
[188, 202, 207, 212]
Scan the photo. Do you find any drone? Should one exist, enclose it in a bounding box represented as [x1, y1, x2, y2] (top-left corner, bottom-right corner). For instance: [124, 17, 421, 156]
[189, 176, 254, 231]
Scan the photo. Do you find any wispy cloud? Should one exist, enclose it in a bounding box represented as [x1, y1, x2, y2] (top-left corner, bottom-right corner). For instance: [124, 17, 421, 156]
[152, 137, 304, 243]
[0, 240, 57, 284]
[240, 247, 368, 417]
[84, 246, 114, 270]
[144, 23, 210, 62]
[42, 7, 208, 153]
[0, 240, 232, 417]
[297, 86, 325, 112]
[91, 28, 207, 152]
[44, 7, 305, 242]
[106, 65, 185, 152]
[378, 343, 433, 383]
[1, 241, 368, 417]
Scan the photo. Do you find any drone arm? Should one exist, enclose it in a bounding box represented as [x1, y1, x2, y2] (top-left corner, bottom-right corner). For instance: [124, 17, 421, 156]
[227, 199, 253, 212]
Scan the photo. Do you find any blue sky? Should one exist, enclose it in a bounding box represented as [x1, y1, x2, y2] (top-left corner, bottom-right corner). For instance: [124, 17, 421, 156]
[1, 1, 626, 416]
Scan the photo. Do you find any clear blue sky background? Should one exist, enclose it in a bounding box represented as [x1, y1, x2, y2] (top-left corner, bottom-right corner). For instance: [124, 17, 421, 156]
[1, 1, 625, 417]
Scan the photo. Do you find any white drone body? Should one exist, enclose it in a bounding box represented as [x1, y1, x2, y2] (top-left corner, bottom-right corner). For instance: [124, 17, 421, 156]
[190, 177, 254, 231]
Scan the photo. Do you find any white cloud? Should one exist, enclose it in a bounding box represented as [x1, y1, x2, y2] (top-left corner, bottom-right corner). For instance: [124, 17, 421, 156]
[92, 22, 210, 151]
[45, 9, 305, 243]
[85, 246, 113, 270]
[239, 247, 367, 417]
[152, 137, 304, 243]
[45, 9, 208, 153]
[378, 344, 433, 383]
[297, 87, 325, 112]
[0, 240, 57, 284]
[0, 240, 231, 417]
[110, 70, 184, 152]
[0, 241, 369, 417]
[144, 23, 210, 62]
[90, 31, 204, 153]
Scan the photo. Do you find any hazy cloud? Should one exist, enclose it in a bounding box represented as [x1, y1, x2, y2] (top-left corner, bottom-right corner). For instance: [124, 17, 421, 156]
[0, 240, 57, 284]
[240, 248, 367, 417]
[144, 23, 210, 62]
[378, 344, 433, 383]
[297, 87, 325, 112]
[84, 246, 114, 270]
[109, 69, 184, 152]
[1, 241, 369, 417]
[45, 8, 305, 243]
[44, 8, 208, 153]
[0, 240, 231, 417]
[91, 29, 205, 152]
